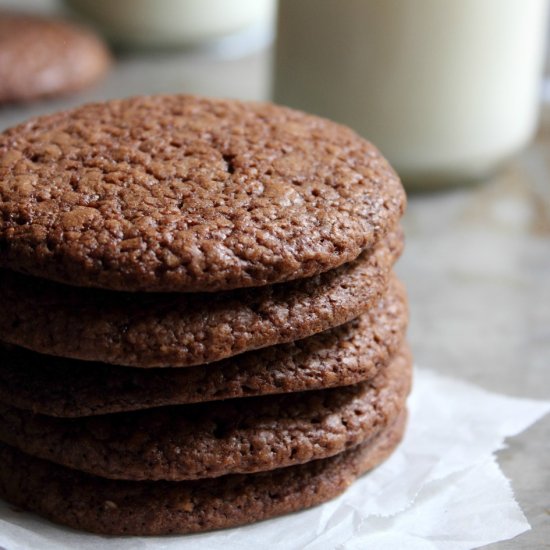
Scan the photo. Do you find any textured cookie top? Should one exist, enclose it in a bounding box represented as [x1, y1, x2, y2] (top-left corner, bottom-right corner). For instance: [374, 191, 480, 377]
[0, 95, 405, 292]
[0, 277, 408, 416]
[0, 12, 111, 103]
[0, 346, 411, 481]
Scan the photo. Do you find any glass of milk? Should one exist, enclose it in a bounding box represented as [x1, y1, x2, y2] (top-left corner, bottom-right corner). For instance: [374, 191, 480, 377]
[65, 0, 275, 49]
[274, 0, 549, 187]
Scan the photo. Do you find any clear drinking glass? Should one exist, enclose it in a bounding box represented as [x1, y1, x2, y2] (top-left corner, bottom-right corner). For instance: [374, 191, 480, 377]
[274, 0, 550, 188]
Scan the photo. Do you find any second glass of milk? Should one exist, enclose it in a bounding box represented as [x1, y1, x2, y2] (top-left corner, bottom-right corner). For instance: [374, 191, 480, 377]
[274, 0, 549, 187]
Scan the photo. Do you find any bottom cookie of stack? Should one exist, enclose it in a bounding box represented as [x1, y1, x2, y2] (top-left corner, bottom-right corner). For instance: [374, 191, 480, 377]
[0, 345, 410, 535]
[0, 412, 406, 536]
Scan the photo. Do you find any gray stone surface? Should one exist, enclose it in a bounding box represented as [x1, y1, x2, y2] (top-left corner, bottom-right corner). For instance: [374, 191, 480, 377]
[0, 3, 548, 546]
[398, 138, 550, 550]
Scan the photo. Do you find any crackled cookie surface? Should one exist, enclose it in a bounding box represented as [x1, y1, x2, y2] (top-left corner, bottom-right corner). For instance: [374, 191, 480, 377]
[0, 95, 405, 291]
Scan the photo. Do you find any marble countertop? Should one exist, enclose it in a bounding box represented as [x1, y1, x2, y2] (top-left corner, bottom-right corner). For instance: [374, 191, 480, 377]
[0, 7, 549, 547]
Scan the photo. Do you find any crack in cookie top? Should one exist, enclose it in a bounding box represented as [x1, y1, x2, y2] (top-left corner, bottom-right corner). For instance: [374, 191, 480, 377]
[0, 95, 405, 292]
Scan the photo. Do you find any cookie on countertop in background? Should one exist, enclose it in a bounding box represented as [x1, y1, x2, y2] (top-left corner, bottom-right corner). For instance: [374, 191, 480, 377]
[0, 95, 405, 292]
[0, 12, 111, 103]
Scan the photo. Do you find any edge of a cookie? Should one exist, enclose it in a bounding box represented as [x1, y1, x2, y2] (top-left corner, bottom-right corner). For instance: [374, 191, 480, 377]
[0, 228, 403, 367]
[0, 411, 407, 536]
[0, 343, 411, 481]
[0, 276, 408, 416]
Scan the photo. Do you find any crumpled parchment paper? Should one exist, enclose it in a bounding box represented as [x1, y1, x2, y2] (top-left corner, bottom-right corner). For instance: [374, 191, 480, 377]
[0, 368, 548, 550]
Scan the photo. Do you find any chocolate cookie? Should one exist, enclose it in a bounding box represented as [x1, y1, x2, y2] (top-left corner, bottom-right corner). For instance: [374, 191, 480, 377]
[0, 277, 408, 417]
[0, 94, 405, 292]
[0, 229, 402, 367]
[0, 346, 411, 481]
[0, 411, 406, 535]
[0, 12, 111, 103]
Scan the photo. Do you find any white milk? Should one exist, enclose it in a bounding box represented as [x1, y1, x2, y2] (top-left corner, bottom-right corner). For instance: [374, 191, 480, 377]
[66, 0, 275, 48]
[274, 0, 549, 186]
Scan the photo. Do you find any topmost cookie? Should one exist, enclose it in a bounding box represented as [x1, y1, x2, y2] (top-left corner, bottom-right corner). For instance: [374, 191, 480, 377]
[0, 95, 405, 292]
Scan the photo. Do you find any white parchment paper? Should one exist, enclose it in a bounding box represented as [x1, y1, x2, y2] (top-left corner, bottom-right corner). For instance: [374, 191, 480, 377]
[0, 368, 548, 550]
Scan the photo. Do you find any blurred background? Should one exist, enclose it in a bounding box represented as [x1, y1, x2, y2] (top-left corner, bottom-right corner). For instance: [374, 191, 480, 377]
[0, 1, 549, 548]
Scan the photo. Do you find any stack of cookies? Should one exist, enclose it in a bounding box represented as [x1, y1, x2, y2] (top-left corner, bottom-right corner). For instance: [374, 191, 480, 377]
[0, 95, 409, 536]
